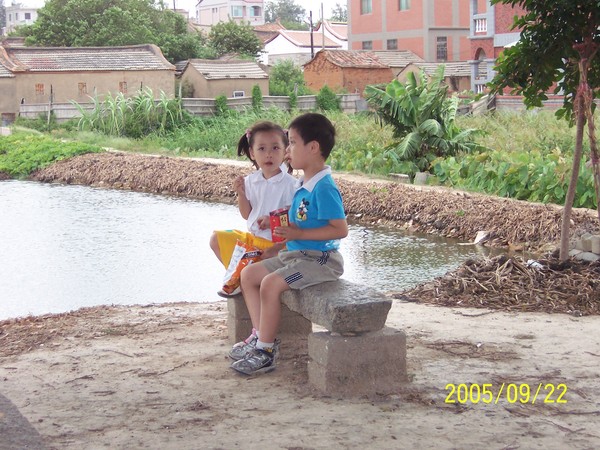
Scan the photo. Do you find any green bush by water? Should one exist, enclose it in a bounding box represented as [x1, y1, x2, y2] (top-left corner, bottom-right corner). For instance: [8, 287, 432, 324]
[0, 133, 103, 178]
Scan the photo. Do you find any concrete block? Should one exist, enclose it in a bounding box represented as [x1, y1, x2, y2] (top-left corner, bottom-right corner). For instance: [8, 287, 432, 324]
[227, 295, 311, 344]
[281, 280, 391, 334]
[576, 251, 600, 263]
[580, 236, 593, 252]
[307, 327, 408, 396]
[591, 235, 600, 254]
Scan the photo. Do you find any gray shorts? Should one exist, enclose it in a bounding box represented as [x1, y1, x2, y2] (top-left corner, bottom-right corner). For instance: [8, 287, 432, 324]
[261, 250, 344, 290]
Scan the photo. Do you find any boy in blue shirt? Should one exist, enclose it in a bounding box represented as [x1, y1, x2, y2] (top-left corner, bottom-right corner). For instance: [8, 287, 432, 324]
[231, 113, 348, 376]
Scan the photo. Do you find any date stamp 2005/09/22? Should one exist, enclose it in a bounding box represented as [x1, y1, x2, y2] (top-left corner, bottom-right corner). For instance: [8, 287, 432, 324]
[445, 383, 568, 405]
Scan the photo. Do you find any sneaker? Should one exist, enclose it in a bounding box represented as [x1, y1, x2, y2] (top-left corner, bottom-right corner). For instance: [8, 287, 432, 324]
[230, 340, 280, 376]
[228, 333, 258, 361]
[217, 287, 241, 298]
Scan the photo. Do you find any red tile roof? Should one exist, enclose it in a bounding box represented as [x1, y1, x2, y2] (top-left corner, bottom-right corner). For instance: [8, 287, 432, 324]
[313, 50, 389, 69]
[276, 30, 341, 48]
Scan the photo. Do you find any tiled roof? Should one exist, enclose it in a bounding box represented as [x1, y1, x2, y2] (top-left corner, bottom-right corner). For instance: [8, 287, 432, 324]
[254, 22, 286, 32]
[5, 45, 174, 72]
[410, 61, 471, 77]
[316, 50, 389, 69]
[188, 59, 268, 80]
[314, 21, 347, 40]
[0, 61, 15, 78]
[372, 50, 423, 68]
[277, 30, 341, 48]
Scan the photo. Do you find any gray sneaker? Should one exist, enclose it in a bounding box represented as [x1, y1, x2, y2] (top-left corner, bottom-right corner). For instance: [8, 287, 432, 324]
[228, 334, 258, 361]
[230, 341, 280, 375]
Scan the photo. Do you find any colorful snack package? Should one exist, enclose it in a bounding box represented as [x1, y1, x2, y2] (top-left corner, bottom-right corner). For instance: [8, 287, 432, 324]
[269, 207, 290, 243]
[222, 240, 262, 294]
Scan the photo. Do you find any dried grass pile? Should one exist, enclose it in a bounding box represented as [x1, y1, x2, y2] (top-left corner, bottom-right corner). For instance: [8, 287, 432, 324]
[397, 255, 600, 316]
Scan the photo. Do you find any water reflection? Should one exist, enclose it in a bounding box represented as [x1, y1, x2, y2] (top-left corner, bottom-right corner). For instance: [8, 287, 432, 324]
[0, 181, 496, 320]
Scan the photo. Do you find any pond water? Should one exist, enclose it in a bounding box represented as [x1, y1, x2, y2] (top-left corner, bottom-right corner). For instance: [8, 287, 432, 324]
[0, 181, 497, 320]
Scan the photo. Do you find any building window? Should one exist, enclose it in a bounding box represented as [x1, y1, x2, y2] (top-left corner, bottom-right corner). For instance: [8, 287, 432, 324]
[361, 0, 372, 14]
[249, 6, 260, 17]
[8, 13, 11, 21]
[35, 83, 44, 95]
[362, 40, 373, 50]
[436, 36, 448, 61]
[399, 0, 411, 10]
[78, 82, 87, 96]
[475, 18, 487, 33]
[387, 39, 398, 50]
[25, 12, 31, 20]
[231, 5, 243, 17]
[15, 13, 19, 20]
[233, 90, 245, 97]
[212, 7, 217, 13]
[119, 81, 127, 94]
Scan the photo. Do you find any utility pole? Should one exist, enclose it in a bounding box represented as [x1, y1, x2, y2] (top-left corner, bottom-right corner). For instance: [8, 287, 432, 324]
[309, 10, 314, 58]
[321, 3, 325, 50]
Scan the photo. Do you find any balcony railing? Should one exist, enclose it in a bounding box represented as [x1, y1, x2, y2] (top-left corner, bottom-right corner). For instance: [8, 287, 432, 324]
[474, 18, 487, 33]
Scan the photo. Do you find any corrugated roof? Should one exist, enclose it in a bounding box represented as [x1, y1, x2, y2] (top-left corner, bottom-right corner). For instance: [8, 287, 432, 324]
[5, 45, 174, 72]
[188, 59, 268, 80]
[372, 50, 423, 68]
[411, 61, 471, 77]
[316, 50, 389, 69]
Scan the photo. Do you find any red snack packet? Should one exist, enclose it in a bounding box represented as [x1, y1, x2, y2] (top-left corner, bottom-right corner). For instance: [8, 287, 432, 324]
[269, 207, 290, 243]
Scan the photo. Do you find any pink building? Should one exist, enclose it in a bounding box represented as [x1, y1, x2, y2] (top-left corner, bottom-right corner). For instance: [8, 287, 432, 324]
[469, 0, 527, 93]
[195, 0, 265, 26]
[348, 0, 471, 62]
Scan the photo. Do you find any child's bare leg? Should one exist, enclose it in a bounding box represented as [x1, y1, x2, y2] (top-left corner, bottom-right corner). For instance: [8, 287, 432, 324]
[257, 273, 289, 343]
[240, 262, 270, 330]
[209, 232, 222, 264]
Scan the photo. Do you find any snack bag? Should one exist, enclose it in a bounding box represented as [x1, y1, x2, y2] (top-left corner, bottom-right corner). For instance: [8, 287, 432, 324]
[222, 240, 262, 294]
[269, 207, 290, 243]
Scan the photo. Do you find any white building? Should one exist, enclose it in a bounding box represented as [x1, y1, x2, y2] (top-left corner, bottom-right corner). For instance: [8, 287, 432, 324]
[4, 2, 38, 35]
[195, 0, 265, 27]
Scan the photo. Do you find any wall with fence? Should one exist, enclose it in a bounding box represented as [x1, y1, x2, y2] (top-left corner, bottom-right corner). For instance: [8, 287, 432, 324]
[18, 94, 364, 122]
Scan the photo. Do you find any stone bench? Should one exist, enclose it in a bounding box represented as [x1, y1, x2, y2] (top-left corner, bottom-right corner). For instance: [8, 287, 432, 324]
[227, 279, 407, 396]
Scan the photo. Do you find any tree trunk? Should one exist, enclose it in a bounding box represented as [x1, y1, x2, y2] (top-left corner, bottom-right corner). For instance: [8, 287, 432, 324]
[559, 97, 585, 261]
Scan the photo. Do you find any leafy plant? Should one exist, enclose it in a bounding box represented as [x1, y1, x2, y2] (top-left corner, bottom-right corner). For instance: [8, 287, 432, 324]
[251, 85, 263, 111]
[316, 85, 341, 112]
[268, 60, 311, 96]
[214, 95, 230, 117]
[365, 66, 485, 173]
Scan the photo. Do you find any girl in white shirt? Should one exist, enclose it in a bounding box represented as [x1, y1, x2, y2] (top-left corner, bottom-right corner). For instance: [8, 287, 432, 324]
[209, 121, 298, 295]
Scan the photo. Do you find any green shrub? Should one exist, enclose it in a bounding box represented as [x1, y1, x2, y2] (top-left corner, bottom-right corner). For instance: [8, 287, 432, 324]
[214, 94, 230, 117]
[316, 85, 341, 112]
[289, 91, 297, 110]
[251, 85, 263, 111]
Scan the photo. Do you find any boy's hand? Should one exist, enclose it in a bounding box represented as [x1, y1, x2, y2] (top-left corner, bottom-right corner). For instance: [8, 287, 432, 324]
[256, 215, 270, 230]
[233, 176, 245, 196]
[274, 223, 301, 241]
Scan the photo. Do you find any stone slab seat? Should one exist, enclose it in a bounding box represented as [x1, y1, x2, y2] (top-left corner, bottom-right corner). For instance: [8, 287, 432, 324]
[226, 279, 408, 397]
[280, 279, 392, 334]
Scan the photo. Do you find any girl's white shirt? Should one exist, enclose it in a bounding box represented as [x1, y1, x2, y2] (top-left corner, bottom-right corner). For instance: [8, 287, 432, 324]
[244, 165, 299, 240]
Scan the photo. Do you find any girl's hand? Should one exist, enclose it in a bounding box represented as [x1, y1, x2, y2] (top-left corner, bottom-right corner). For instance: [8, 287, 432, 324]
[233, 176, 245, 195]
[274, 223, 301, 242]
[256, 215, 270, 230]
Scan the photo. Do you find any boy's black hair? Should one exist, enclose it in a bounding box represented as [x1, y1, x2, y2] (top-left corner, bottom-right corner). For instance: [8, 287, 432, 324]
[237, 121, 290, 170]
[288, 113, 336, 160]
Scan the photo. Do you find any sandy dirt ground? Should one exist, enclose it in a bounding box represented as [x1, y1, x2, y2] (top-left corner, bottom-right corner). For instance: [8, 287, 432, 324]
[1, 299, 599, 450]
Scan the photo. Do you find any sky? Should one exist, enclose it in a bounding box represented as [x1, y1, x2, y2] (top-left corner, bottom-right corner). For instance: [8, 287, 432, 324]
[17, 0, 344, 21]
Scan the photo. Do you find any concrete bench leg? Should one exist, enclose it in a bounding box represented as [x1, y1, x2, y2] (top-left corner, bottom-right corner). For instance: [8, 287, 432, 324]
[308, 327, 408, 396]
[227, 295, 312, 345]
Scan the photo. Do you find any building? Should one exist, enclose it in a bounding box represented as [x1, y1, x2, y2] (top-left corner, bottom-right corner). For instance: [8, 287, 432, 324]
[468, 0, 526, 94]
[0, 44, 175, 121]
[195, 0, 265, 27]
[3, 2, 38, 35]
[371, 50, 424, 77]
[397, 61, 471, 92]
[348, 0, 470, 62]
[313, 20, 348, 50]
[260, 30, 342, 66]
[180, 58, 268, 98]
[303, 49, 393, 95]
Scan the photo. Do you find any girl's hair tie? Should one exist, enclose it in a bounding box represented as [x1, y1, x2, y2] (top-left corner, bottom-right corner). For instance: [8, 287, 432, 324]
[245, 129, 252, 141]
